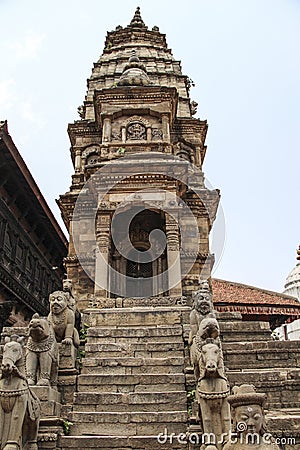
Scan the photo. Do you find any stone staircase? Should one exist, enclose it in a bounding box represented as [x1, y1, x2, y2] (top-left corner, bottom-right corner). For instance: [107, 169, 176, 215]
[57, 307, 300, 450]
[58, 306, 190, 450]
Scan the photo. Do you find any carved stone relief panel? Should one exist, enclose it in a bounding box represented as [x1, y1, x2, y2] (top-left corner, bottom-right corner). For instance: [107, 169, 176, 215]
[126, 122, 147, 140]
[152, 128, 163, 140]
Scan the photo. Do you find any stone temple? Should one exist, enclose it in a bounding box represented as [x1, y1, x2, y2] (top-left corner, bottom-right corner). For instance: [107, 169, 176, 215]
[0, 7, 299, 450]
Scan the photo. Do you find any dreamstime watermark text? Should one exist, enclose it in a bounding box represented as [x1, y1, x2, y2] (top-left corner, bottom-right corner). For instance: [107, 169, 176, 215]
[156, 427, 296, 446]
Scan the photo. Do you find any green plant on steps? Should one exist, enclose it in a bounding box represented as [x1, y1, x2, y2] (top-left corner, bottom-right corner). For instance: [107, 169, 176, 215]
[79, 323, 89, 341]
[62, 420, 73, 436]
[187, 388, 196, 416]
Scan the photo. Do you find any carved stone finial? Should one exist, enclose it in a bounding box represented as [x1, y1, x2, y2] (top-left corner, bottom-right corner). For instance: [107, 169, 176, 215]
[117, 49, 151, 87]
[129, 6, 147, 29]
[129, 49, 140, 63]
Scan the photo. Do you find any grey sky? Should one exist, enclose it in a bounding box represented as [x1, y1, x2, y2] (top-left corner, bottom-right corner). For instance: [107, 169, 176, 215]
[0, 0, 299, 292]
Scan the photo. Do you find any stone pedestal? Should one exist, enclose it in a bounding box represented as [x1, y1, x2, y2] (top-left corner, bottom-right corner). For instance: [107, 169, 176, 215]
[30, 386, 63, 450]
[38, 417, 65, 450]
[31, 385, 62, 417]
[57, 343, 78, 405]
[59, 342, 78, 372]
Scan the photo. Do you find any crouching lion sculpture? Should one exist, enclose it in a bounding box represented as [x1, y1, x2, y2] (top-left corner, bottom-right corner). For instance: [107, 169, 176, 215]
[26, 313, 59, 386]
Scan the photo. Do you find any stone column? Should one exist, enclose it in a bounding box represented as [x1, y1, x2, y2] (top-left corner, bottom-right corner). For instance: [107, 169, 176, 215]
[94, 213, 111, 298]
[102, 117, 111, 143]
[74, 149, 82, 172]
[121, 126, 126, 143]
[165, 213, 182, 296]
[147, 127, 152, 141]
[162, 114, 170, 142]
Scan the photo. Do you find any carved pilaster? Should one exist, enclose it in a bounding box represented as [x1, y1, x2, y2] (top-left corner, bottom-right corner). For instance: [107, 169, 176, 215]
[102, 117, 111, 143]
[165, 213, 182, 296]
[94, 213, 111, 298]
[162, 114, 170, 142]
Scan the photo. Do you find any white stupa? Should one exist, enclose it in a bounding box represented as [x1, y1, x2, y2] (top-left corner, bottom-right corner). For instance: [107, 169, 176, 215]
[282, 246, 300, 339]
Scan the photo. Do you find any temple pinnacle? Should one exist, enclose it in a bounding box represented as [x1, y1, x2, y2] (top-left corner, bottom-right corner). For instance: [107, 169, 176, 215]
[129, 6, 146, 28]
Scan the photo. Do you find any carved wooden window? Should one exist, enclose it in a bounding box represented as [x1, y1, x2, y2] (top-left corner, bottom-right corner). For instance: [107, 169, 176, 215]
[3, 228, 12, 255]
[126, 122, 146, 140]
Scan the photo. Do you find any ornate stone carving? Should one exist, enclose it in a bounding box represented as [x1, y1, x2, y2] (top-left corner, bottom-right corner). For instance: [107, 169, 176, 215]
[124, 115, 151, 128]
[190, 313, 230, 449]
[82, 145, 100, 159]
[48, 291, 80, 348]
[126, 122, 146, 140]
[62, 278, 81, 333]
[223, 385, 280, 450]
[111, 130, 122, 141]
[77, 105, 85, 118]
[189, 282, 231, 448]
[151, 128, 163, 140]
[189, 281, 213, 345]
[190, 100, 198, 115]
[26, 313, 59, 386]
[0, 335, 40, 450]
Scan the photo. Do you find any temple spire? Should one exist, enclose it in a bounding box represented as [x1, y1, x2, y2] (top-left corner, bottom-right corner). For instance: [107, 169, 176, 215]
[297, 245, 300, 262]
[129, 6, 147, 28]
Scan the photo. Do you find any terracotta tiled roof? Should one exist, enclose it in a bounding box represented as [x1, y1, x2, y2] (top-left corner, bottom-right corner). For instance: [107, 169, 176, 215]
[212, 278, 300, 319]
[212, 278, 299, 306]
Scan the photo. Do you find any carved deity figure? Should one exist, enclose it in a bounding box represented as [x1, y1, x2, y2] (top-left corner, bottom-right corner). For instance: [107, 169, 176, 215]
[223, 385, 280, 450]
[191, 316, 230, 449]
[26, 313, 59, 386]
[62, 278, 81, 332]
[0, 335, 40, 450]
[189, 281, 214, 345]
[48, 291, 80, 348]
[189, 282, 230, 449]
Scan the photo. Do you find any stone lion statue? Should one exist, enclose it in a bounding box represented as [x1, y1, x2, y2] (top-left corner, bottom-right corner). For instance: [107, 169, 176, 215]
[48, 291, 80, 347]
[26, 313, 59, 386]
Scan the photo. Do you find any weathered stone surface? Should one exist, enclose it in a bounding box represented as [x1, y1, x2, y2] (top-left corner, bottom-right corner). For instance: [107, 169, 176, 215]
[31, 385, 61, 403]
[73, 390, 187, 412]
[69, 411, 187, 436]
[83, 308, 183, 327]
[82, 356, 184, 375]
[59, 435, 188, 449]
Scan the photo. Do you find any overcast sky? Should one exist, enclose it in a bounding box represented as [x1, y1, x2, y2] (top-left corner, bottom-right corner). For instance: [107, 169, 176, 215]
[0, 0, 299, 293]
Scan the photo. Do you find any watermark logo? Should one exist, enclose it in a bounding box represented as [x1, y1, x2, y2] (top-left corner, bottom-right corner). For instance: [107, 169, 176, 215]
[156, 427, 296, 446]
[72, 154, 225, 296]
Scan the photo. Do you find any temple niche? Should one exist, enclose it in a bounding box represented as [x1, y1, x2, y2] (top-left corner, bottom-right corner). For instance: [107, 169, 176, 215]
[110, 208, 168, 298]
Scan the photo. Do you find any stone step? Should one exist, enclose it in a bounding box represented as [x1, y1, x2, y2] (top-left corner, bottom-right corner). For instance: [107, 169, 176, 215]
[59, 435, 188, 450]
[224, 340, 300, 370]
[82, 356, 184, 375]
[72, 391, 187, 412]
[227, 369, 300, 409]
[78, 373, 186, 393]
[87, 325, 183, 339]
[84, 341, 184, 358]
[68, 411, 188, 436]
[219, 319, 272, 342]
[83, 307, 187, 328]
[266, 409, 300, 437]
